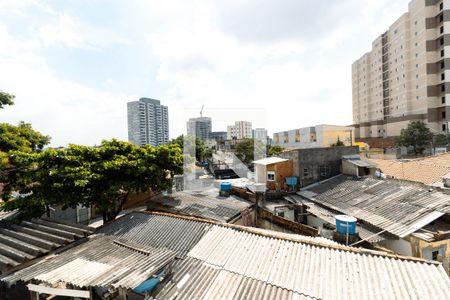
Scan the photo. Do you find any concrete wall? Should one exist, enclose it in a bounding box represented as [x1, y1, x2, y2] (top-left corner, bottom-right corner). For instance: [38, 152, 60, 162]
[379, 238, 413, 257]
[409, 234, 450, 276]
[280, 146, 359, 187]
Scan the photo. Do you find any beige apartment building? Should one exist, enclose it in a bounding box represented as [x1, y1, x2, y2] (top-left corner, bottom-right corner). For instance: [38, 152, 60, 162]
[353, 0, 449, 138]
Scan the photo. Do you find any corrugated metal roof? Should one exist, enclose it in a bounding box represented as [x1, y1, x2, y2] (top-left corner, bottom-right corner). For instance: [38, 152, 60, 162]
[148, 189, 253, 222]
[0, 209, 19, 221]
[299, 175, 450, 238]
[96, 212, 212, 257]
[0, 218, 93, 274]
[1, 236, 176, 289]
[253, 157, 289, 165]
[181, 225, 450, 300]
[155, 257, 315, 300]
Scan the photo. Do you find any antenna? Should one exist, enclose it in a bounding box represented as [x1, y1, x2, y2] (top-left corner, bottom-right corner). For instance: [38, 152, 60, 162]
[200, 104, 204, 117]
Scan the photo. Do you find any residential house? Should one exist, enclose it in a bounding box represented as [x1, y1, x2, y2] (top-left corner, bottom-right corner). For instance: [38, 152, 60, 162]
[297, 175, 450, 275]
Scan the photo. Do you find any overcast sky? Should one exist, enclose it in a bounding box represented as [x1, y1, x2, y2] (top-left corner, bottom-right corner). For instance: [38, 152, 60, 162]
[0, 0, 411, 146]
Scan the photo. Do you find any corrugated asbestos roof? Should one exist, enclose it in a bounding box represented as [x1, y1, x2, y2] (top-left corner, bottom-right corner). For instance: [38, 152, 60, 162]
[342, 155, 376, 168]
[0, 218, 93, 274]
[155, 257, 315, 300]
[147, 188, 253, 222]
[1, 236, 176, 289]
[3, 212, 450, 299]
[285, 195, 388, 243]
[96, 212, 212, 257]
[176, 225, 449, 300]
[0, 209, 19, 221]
[299, 175, 450, 238]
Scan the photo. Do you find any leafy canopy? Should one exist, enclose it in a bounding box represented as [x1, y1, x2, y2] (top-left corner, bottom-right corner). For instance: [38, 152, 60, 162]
[1, 139, 183, 221]
[396, 121, 433, 155]
[0, 91, 14, 109]
[0, 121, 51, 153]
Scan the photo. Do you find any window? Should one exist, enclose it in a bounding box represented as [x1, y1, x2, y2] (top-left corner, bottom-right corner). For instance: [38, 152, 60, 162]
[303, 168, 309, 177]
[443, 124, 447, 132]
[442, 73, 445, 80]
[440, 26, 444, 34]
[440, 14, 444, 22]
[432, 249, 443, 261]
[440, 2, 443, 10]
[319, 165, 330, 177]
[442, 84, 446, 92]
[443, 111, 446, 119]
[441, 38, 444, 45]
[278, 211, 285, 218]
[442, 96, 446, 104]
[267, 171, 275, 181]
[441, 61, 445, 69]
[441, 49, 445, 57]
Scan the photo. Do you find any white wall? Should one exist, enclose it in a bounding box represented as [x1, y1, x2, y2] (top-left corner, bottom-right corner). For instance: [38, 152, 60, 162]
[380, 238, 413, 256]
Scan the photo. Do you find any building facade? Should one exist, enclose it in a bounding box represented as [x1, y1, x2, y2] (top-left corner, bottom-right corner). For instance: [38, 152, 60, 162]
[227, 121, 252, 140]
[353, 0, 450, 138]
[127, 98, 169, 147]
[252, 128, 268, 140]
[186, 117, 212, 140]
[273, 125, 355, 149]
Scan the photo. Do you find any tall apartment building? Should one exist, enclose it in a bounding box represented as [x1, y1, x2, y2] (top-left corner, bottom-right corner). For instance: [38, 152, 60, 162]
[352, 0, 449, 138]
[127, 98, 169, 147]
[227, 121, 252, 139]
[186, 117, 212, 140]
[252, 128, 268, 140]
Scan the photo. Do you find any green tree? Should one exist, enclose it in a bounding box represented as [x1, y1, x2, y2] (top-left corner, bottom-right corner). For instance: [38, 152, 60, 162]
[396, 121, 433, 155]
[267, 145, 284, 156]
[235, 138, 255, 165]
[434, 133, 448, 146]
[0, 91, 14, 109]
[331, 137, 345, 147]
[170, 135, 212, 161]
[1, 139, 183, 222]
[0, 121, 51, 153]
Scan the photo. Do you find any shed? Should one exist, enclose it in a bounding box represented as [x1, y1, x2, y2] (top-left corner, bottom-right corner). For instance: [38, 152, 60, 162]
[253, 157, 293, 191]
[341, 154, 377, 176]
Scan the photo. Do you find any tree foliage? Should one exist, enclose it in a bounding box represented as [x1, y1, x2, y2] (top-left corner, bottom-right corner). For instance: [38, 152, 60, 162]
[434, 133, 448, 146]
[331, 137, 345, 147]
[171, 135, 212, 161]
[0, 121, 51, 153]
[1, 139, 183, 222]
[267, 145, 284, 157]
[396, 121, 433, 155]
[0, 91, 14, 109]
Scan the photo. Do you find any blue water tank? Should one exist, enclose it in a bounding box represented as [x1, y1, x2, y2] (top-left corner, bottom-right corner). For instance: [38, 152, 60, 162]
[335, 215, 357, 235]
[285, 177, 298, 186]
[220, 182, 232, 192]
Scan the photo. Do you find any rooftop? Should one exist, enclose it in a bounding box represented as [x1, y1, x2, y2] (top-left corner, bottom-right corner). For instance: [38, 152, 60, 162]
[147, 188, 253, 222]
[298, 175, 450, 238]
[0, 218, 94, 274]
[368, 153, 450, 185]
[3, 211, 449, 299]
[253, 157, 289, 165]
[2, 235, 176, 291]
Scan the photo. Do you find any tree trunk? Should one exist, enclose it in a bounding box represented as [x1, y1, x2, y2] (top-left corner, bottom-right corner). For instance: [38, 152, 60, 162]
[102, 212, 107, 224]
[112, 192, 130, 220]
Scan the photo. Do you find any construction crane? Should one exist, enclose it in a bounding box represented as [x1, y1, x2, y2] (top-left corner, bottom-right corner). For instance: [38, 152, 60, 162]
[200, 104, 204, 117]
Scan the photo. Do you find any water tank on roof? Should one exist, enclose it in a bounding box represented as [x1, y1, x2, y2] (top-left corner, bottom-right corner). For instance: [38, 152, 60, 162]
[335, 215, 357, 235]
[219, 182, 232, 197]
[285, 177, 298, 187]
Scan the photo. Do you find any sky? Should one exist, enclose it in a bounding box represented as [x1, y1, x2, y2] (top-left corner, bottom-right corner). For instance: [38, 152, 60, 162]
[0, 0, 411, 147]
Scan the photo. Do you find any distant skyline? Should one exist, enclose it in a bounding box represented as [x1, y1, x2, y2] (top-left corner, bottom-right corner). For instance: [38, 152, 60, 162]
[0, 0, 411, 146]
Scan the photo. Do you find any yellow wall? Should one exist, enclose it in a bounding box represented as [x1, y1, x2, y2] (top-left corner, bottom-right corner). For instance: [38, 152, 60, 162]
[409, 235, 450, 276]
[322, 129, 356, 147]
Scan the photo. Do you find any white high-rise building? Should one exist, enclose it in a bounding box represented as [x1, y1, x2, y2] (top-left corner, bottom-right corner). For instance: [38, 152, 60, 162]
[127, 98, 169, 147]
[227, 121, 252, 139]
[186, 117, 212, 140]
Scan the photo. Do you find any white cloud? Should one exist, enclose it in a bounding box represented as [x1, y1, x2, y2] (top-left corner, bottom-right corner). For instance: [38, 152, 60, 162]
[0, 0, 412, 144]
